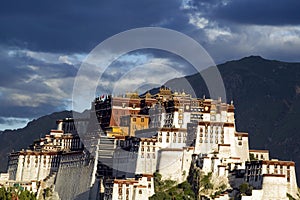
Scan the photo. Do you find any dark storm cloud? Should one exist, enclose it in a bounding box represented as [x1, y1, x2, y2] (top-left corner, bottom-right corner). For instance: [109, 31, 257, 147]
[0, 46, 76, 119]
[0, 97, 70, 118]
[0, 0, 188, 53]
[200, 0, 300, 26]
[95, 50, 196, 95]
[0, 47, 77, 90]
[1, 0, 300, 130]
[0, 117, 28, 126]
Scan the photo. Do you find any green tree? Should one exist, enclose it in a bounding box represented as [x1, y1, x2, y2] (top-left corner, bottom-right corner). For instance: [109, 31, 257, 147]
[0, 187, 8, 200]
[150, 173, 195, 200]
[239, 182, 252, 196]
[200, 172, 213, 190]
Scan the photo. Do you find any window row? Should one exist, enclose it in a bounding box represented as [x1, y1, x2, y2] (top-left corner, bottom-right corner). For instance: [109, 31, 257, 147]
[141, 146, 156, 152]
[200, 127, 224, 134]
[141, 153, 156, 159]
[158, 137, 186, 143]
[158, 132, 186, 137]
[200, 133, 224, 138]
[199, 138, 224, 144]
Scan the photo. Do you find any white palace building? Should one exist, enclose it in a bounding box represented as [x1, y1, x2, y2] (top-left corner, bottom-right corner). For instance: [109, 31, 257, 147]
[97, 88, 299, 200]
[0, 118, 97, 200]
[0, 88, 298, 200]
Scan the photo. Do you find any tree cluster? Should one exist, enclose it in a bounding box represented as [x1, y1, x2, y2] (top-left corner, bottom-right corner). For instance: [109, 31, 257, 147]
[0, 186, 36, 200]
[149, 172, 195, 200]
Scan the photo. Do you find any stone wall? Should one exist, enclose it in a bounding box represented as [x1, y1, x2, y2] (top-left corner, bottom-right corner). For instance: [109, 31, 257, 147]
[261, 175, 288, 199]
[54, 156, 97, 200]
[157, 148, 193, 182]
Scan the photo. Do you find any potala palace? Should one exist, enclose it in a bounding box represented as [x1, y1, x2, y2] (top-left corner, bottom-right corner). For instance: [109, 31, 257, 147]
[0, 88, 298, 200]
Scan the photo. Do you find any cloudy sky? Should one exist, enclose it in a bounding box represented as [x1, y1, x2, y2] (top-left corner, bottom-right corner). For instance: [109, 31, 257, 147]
[0, 0, 300, 130]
